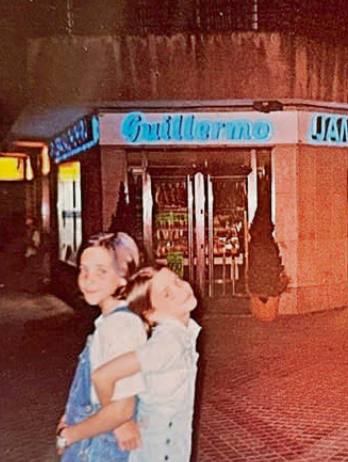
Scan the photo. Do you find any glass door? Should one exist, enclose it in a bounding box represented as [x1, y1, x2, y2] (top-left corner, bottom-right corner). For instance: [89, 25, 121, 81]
[150, 175, 192, 281]
[206, 175, 248, 297]
[143, 171, 249, 298]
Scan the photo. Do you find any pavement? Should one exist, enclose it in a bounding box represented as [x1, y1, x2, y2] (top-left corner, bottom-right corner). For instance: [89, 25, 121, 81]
[1, 285, 348, 461]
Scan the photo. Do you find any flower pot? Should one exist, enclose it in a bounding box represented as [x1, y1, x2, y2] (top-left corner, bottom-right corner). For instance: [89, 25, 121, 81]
[250, 295, 280, 322]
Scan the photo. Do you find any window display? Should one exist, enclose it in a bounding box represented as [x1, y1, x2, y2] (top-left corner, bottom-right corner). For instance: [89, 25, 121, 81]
[153, 180, 189, 278]
[149, 174, 248, 294]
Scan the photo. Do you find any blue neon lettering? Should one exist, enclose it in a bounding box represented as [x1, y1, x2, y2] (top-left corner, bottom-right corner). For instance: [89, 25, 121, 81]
[49, 115, 100, 163]
[310, 115, 326, 142]
[171, 115, 183, 141]
[339, 118, 348, 142]
[309, 114, 348, 145]
[210, 122, 225, 140]
[194, 121, 211, 140]
[327, 117, 339, 142]
[121, 112, 142, 142]
[160, 116, 171, 140]
[183, 115, 194, 140]
[120, 112, 273, 144]
[225, 120, 251, 140]
[92, 115, 100, 141]
[141, 122, 160, 141]
[253, 121, 272, 140]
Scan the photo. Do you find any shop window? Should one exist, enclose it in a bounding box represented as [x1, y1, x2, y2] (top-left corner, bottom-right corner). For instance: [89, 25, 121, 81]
[57, 161, 82, 266]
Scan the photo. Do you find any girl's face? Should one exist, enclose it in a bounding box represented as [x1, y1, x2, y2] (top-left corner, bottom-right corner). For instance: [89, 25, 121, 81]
[149, 268, 197, 322]
[78, 247, 123, 308]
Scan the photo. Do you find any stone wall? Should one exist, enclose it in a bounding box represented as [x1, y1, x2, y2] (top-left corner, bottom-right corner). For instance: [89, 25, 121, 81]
[27, 32, 348, 105]
[274, 144, 348, 314]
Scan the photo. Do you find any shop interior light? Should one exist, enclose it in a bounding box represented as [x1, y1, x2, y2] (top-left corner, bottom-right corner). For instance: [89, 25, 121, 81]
[58, 161, 80, 182]
[41, 145, 50, 175]
[0, 155, 25, 181]
[25, 156, 34, 181]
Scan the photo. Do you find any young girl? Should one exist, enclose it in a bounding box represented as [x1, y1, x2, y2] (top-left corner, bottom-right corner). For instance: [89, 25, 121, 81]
[56, 232, 147, 461]
[59, 266, 201, 462]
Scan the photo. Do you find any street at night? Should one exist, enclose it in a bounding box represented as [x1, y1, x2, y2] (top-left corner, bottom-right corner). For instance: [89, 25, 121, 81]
[2, 2, 348, 461]
[2, 287, 348, 461]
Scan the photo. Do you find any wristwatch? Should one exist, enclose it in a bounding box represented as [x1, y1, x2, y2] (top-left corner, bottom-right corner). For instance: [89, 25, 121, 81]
[56, 427, 69, 451]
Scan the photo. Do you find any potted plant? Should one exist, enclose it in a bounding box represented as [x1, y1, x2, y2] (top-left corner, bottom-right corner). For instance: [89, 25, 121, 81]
[247, 201, 288, 321]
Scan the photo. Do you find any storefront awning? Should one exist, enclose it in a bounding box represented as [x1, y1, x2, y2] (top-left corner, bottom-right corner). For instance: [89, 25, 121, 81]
[6, 105, 100, 164]
[8, 105, 94, 142]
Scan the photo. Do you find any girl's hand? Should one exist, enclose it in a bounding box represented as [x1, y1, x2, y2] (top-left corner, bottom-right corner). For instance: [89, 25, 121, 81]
[113, 421, 142, 451]
[56, 414, 67, 434]
[56, 426, 70, 456]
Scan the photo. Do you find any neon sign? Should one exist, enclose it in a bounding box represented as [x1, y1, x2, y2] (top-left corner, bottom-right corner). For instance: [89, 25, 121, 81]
[308, 113, 348, 145]
[49, 115, 100, 163]
[121, 112, 272, 144]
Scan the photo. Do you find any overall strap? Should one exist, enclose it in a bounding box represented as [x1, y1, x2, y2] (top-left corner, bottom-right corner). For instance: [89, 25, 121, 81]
[108, 305, 130, 315]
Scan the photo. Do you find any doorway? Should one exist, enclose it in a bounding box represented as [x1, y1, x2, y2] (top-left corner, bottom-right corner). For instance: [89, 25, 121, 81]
[141, 168, 249, 297]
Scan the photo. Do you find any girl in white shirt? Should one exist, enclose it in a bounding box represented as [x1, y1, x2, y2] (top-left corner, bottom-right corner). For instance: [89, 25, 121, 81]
[57, 232, 147, 461]
[61, 266, 201, 462]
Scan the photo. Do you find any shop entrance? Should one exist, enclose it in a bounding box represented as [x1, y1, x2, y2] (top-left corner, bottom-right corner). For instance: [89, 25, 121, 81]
[145, 172, 249, 297]
[128, 150, 251, 298]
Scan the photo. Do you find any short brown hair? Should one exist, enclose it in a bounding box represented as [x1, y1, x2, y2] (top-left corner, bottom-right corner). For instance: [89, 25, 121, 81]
[119, 266, 162, 330]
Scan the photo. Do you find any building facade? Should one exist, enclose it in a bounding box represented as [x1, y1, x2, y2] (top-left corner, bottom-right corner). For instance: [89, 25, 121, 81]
[6, 2, 348, 313]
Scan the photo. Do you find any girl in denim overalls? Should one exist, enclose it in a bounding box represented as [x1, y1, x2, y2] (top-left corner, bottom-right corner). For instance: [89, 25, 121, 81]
[61, 266, 201, 462]
[57, 232, 147, 461]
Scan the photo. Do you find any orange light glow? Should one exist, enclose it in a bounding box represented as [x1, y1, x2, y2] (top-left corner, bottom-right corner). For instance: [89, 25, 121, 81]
[25, 157, 34, 181]
[14, 140, 45, 148]
[41, 145, 50, 175]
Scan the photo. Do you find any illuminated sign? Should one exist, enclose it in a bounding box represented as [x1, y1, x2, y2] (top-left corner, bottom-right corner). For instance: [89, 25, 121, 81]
[49, 115, 100, 163]
[0, 157, 25, 181]
[120, 112, 272, 144]
[58, 160, 81, 182]
[308, 113, 348, 145]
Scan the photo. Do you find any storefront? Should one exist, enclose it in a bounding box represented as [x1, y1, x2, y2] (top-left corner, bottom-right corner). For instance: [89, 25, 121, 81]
[99, 108, 298, 303]
[49, 114, 99, 266]
[6, 107, 100, 302]
[8, 102, 348, 314]
[98, 105, 348, 314]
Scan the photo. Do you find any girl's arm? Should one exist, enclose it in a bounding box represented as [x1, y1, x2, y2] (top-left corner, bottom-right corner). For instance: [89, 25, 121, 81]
[60, 352, 141, 448]
[61, 396, 135, 446]
[92, 351, 141, 405]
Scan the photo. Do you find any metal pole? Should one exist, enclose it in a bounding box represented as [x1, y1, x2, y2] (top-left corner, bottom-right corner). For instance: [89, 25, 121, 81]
[66, 0, 74, 35]
[252, 0, 258, 31]
[187, 175, 194, 284]
[194, 173, 205, 296]
[207, 175, 214, 297]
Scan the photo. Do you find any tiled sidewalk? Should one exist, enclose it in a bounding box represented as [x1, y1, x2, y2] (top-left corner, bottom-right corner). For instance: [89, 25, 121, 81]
[196, 308, 348, 461]
[2, 288, 348, 461]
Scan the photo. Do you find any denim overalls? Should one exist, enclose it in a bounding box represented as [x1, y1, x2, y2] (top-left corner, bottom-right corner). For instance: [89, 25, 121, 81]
[61, 306, 133, 462]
